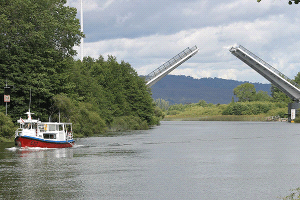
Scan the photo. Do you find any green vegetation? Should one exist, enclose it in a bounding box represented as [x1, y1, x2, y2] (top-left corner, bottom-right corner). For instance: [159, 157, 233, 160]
[282, 187, 300, 199]
[163, 82, 294, 121]
[0, 0, 162, 141]
[163, 72, 300, 121]
[0, 113, 16, 142]
[164, 100, 287, 121]
[0, 55, 162, 140]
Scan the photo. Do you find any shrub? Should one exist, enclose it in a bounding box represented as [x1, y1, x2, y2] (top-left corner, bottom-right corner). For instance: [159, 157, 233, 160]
[109, 116, 148, 132]
[222, 101, 274, 115]
[0, 112, 16, 140]
[266, 108, 287, 118]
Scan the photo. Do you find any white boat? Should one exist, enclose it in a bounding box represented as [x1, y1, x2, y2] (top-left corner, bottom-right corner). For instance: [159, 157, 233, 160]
[15, 110, 75, 148]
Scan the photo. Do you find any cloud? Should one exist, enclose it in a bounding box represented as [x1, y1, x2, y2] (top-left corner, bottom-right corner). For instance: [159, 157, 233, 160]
[66, 0, 116, 11]
[70, 0, 300, 83]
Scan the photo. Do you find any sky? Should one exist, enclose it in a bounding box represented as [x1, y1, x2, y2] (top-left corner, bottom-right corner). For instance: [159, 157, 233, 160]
[66, 0, 300, 84]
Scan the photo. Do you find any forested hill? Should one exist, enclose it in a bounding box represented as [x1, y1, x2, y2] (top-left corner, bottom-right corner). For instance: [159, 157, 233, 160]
[151, 75, 271, 104]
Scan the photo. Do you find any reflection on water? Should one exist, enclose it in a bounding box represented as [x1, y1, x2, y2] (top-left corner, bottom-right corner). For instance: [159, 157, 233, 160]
[1, 121, 300, 199]
[6, 147, 74, 158]
[0, 145, 81, 200]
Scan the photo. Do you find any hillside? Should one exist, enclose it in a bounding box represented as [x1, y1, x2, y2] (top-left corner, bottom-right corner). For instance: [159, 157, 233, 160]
[150, 75, 271, 104]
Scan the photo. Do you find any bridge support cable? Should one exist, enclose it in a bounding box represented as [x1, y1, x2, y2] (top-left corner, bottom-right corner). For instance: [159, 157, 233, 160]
[230, 45, 300, 102]
[145, 46, 199, 87]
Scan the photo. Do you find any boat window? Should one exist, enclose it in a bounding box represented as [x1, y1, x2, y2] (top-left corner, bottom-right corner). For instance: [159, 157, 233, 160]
[65, 124, 72, 132]
[59, 125, 63, 131]
[23, 123, 37, 129]
[24, 123, 31, 129]
[48, 124, 56, 131]
[38, 124, 45, 132]
[43, 134, 56, 139]
[32, 123, 37, 129]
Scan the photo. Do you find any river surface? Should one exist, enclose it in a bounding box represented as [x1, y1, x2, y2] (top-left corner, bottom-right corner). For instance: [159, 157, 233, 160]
[1, 121, 300, 199]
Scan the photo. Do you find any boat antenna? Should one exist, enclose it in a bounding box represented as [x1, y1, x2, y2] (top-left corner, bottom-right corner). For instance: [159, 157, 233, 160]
[29, 88, 31, 112]
[25, 88, 34, 120]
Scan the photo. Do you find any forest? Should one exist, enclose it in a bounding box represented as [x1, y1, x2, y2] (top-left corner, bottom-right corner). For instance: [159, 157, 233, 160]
[0, 0, 162, 141]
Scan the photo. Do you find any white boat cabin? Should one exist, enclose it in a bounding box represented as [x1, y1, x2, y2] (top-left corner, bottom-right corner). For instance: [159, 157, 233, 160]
[15, 110, 73, 141]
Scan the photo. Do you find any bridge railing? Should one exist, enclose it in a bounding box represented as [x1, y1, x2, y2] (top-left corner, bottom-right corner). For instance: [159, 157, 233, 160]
[236, 45, 300, 89]
[145, 46, 198, 83]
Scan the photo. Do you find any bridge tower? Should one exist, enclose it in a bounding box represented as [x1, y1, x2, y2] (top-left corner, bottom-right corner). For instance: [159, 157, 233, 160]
[230, 45, 300, 122]
[145, 46, 199, 87]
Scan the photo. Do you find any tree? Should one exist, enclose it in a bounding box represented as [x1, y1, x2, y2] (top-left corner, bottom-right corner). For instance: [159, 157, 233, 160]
[155, 99, 170, 111]
[0, 0, 84, 121]
[0, 112, 15, 140]
[257, 0, 300, 4]
[197, 100, 208, 107]
[64, 55, 160, 132]
[253, 90, 272, 101]
[233, 83, 256, 102]
[294, 72, 300, 85]
[271, 85, 291, 103]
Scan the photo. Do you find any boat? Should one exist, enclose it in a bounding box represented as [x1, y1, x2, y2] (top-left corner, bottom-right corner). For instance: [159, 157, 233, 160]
[15, 110, 75, 148]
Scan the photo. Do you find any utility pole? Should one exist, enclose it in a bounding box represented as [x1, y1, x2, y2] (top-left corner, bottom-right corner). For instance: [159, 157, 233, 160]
[80, 0, 84, 61]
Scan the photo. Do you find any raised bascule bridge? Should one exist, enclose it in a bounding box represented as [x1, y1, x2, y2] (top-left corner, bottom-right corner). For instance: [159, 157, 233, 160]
[145, 46, 199, 87]
[230, 45, 300, 122]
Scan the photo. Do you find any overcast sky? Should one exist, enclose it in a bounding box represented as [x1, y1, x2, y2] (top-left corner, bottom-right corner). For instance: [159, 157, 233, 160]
[66, 0, 300, 83]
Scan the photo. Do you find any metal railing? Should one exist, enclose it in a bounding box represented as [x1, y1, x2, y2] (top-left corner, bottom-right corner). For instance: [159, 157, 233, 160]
[145, 46, 198, 83]
[234, 45, 300, 89]
[15, 128, 22, 137]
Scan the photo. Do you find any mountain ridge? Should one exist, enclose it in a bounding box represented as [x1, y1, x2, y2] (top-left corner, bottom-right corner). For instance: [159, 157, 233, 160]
[150, 75, 271, 104]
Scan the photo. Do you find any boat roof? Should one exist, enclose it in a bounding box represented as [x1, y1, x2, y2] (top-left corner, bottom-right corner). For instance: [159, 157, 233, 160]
[17, 109, 71, 125]
[41, 122, 72, 125]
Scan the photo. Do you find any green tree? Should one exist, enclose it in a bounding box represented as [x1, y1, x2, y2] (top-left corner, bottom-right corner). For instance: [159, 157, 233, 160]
[233, 83, 256, 102]
[253, 90, 272, 101]
[0, 0, 84, 121]
[294, 72, 300, 85]
[155, 99, 170, 111]
[0, 112, 15, 140]
[197, 100, 208, 107]
[63, 55, 160, 134]
[271, 85, 291, 103]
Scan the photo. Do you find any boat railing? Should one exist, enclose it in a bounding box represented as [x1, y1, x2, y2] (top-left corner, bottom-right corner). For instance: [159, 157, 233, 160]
[15, 128, 23, 137]
[67, 131, 73, 140]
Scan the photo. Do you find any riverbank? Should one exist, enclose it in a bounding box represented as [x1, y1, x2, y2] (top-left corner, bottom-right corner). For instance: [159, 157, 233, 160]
[163, 114, 288, 122]
[0, 137, 14, 143]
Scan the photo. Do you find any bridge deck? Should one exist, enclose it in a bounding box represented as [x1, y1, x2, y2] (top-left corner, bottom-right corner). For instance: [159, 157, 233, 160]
[230, 45, 300, 102]
[145, 46, 199, 87]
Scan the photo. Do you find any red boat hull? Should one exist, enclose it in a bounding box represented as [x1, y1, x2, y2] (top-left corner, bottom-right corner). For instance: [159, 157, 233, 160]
[15, 136, 74, 148]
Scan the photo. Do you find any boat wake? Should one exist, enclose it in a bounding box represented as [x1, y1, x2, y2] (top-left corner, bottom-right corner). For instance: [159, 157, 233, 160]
[5, 144, 84, 152]
[72, 144, 85, 148]
[5, 147, 19, 151]
[5, 146, 55, 151]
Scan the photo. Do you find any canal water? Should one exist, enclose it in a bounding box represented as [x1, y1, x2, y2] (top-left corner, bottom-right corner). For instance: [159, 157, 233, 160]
[1, 121, 300, 199]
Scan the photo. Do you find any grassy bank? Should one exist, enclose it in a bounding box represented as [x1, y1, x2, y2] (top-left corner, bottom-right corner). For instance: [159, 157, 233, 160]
[160, 100, 288, 122]
[163, 114, 269, 121]
[0, 137, 14, 143]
